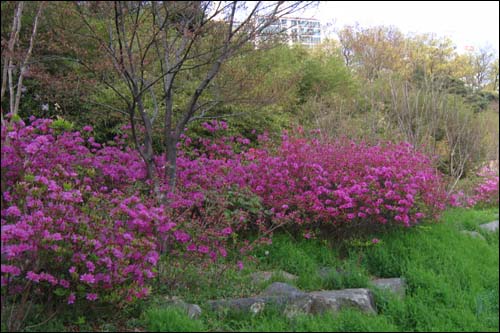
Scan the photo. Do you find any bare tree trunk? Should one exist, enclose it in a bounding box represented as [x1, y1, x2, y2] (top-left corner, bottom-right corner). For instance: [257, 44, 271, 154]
[13, 2, 45, 115]
[6, 2, 25, 115]
[1, 2, 24, 105]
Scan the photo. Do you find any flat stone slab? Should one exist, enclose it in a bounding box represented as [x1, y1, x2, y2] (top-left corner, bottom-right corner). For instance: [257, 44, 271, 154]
[371, 278, 406, 298]
[250, 271, 298, 284]
[308, 289, 376, 314]
[207, 294, 310, 315]
[461, 230, 486, 240]
[479, 221, 498, 232]
[208, 283, 376, 316]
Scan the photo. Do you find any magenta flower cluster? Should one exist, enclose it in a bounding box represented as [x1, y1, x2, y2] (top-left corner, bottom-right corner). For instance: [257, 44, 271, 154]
[243, 133, 446, 227]
[448, 165, 499, 208]
[2, 117, 170, 304]
[2, 117, 449, 306]
[469, 166, 499, 207]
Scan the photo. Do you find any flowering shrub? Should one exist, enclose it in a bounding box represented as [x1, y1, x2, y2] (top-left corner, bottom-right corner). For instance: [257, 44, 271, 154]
[469, 166, 499, 207]
[2, 116, 447, 319]
[0, 117, 245, 316]
[241, 132, 446, 229]
[175, 124, 447, 231]
[448, 166, 499, 208]
[1, 117, 168, 310]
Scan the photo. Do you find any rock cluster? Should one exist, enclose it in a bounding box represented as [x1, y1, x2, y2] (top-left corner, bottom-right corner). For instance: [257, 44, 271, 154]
[208, 278, 405, 317]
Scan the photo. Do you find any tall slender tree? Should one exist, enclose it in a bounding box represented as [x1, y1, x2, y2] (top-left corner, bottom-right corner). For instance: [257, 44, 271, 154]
[75, 1, 315, 200]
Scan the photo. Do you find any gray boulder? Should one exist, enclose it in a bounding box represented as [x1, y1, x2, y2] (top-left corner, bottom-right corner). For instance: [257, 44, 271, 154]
[208, 295, 310, 315]
[260, 282, 305, 297]
[308, 288, 376, 314]
[185, 303, 202, 319]
[460, 230, 486, 240]
[479, 221, 498, 232]
[208, 283, 309, 315]
[208, 283, 377, 317]
[371, 278, 406, 299]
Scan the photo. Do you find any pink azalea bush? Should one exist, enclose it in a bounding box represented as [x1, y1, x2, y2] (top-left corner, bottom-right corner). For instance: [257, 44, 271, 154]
[240, 131, 446, 229]
[1, 117, 168, 305]
[175, 123, 447, 231]
[2, 116, 448, 312]
[469, 166, 499, 207]
[0, 117, 247, 310]
[448, 165, 499, 208]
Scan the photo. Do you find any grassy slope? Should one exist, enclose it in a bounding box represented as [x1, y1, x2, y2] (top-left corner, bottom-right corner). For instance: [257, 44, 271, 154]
[20, 207, 499, 332]
[143, 207, 499, 332]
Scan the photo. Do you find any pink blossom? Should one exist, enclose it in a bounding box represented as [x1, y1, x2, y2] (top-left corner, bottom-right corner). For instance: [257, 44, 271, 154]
[221, 227, 233, 235]
[59, 279, 70, 288]
[218, 247, 227, 257]
[5, 205, 21, 217]
[174, 230, 191, 243]
[197, 245, 210, 254]
[145, 251, 159, 265]
[1, 265, 21, 276]
[86, 261, 95, 272]
[80, 273, 95, 284]
[68, 293, 76, 304]
[26, 271, 40, 283]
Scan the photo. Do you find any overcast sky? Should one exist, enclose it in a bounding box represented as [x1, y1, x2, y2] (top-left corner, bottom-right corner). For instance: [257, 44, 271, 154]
[301, 1, 499, 55]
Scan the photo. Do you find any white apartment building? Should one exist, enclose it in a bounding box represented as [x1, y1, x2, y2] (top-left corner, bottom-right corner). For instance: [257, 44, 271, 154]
[257, 16, 322, 48]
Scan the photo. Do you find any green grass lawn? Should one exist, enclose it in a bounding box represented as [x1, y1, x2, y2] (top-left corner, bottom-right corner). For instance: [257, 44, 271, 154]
[17, 207, 499, 332]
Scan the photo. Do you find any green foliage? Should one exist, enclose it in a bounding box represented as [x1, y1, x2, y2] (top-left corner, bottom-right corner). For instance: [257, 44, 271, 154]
[298, 52, 355, 101]
[226, 190, 262, 214]
[144, 307, 206, 332]
[290, 310, 398, 332]
[207, 307, 398, 332]
[48, 116, 74, 134]
[322, 260, 370, 290]
[10, 114, 22, 123]
[155, 258, 259, 305]
[467, 90, 494, 112]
